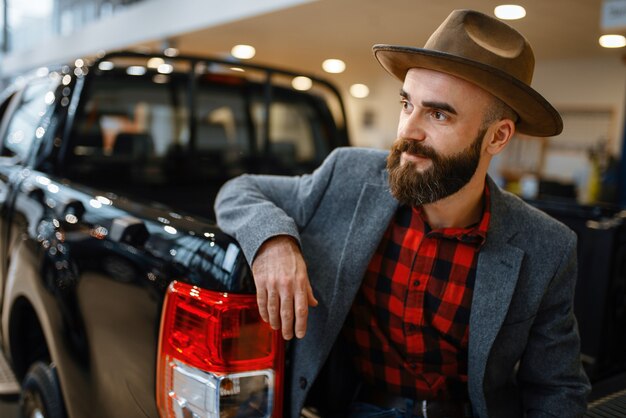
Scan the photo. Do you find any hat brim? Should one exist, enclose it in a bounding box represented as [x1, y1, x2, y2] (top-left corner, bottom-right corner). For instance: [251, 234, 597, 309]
[373, 44, 562, 137]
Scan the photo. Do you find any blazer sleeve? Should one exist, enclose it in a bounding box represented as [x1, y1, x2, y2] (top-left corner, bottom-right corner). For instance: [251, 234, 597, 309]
[518, 234, 591, 417]
[214, 147, 343, 264]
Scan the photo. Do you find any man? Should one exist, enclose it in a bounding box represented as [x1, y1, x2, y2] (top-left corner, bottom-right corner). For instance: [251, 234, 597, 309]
[216, 9, 590, 418]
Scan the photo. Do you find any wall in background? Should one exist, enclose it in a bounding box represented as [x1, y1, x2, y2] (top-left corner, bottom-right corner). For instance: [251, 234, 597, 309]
[343, 55, 625, 203]
[346, 55, 625, 153]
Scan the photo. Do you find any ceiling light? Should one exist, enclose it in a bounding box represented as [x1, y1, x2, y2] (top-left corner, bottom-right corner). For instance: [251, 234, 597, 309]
[494, 5, 526, 20]
[350, 84, 370, 98]
[126, 66, 146, 76]
[322, 59, 346, 74]
[163, 47, 179, 57]
[231, 44, 256, 60]
[158, 63, 174, 74]
[292, 76, 313, 91]
[599, 34, 626, 48]
[98, 61, 114, 71]
[230, 67, 245, 72]
[147, 57, 165, 68]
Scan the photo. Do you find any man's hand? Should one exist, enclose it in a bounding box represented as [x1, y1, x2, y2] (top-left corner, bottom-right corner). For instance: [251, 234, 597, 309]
[252, 235, 318, 340]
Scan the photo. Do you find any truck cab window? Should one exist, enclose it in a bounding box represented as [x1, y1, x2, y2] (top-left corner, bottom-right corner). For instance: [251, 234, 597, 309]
[1, 77, 61, 163]
[63, 65, 340, 218]
[251, 98, 330, 173]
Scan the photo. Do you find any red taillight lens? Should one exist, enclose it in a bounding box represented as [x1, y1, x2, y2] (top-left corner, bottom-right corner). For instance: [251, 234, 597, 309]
[157, 281, 284, 417]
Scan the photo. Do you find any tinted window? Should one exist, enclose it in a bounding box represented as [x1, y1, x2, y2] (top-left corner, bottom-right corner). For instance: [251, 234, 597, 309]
[73, 76, 187, 158]
[65, 72, 336, 218]
[252, 99, 327, 169]
[2, 77, 61, 163]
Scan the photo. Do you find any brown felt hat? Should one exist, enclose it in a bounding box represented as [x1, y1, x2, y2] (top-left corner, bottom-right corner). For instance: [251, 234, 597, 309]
[373, 9, 562, 137]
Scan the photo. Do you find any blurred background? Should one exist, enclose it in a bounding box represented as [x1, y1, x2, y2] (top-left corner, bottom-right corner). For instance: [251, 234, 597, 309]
[0, 0, 624, 208]
[0, 0, 625, 414]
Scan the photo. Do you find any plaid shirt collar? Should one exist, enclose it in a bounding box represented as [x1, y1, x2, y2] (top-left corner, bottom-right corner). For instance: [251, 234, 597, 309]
[414, 183, 491, 248]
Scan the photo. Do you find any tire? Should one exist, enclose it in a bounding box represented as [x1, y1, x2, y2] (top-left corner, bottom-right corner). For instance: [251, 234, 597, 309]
[19, 362, 66, 418]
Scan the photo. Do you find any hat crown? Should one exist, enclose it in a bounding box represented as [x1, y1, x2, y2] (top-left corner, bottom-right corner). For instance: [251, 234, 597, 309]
[424, 9, 535, 85]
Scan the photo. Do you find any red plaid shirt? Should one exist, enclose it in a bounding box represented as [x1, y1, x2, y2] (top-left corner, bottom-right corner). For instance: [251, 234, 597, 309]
[344, 186, 491, 401]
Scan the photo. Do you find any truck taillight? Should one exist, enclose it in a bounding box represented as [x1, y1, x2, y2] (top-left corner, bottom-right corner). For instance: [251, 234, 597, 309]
[157, 281, 284, 418]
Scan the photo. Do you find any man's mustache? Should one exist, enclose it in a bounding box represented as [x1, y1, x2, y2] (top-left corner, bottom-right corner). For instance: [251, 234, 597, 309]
[392, 138, 439, 161]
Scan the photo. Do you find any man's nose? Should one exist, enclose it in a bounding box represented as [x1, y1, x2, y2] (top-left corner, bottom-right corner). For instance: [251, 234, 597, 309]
[397, 113, 426, 142]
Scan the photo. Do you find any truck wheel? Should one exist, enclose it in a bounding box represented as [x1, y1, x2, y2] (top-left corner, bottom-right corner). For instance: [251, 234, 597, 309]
[20, 362, 66, 418]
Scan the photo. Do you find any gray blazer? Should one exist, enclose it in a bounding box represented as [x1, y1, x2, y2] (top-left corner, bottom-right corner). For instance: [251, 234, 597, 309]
[215, 147, 590, 418]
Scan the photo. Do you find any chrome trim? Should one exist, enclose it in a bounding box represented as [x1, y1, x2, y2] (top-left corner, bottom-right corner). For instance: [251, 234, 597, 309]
[169, 359, 275, 418]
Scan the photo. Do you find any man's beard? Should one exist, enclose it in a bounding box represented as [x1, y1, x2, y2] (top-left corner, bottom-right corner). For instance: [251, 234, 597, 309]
[386, 128, 486, 207]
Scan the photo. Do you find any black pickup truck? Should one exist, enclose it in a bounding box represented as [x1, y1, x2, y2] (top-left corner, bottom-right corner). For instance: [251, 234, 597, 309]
[0, 51, 349, 418]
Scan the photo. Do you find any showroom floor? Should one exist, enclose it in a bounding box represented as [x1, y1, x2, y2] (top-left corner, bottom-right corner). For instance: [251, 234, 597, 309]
[0, 395, 17, 416]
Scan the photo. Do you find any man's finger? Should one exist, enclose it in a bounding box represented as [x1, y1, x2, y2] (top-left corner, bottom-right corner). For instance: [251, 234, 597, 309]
[256, 287, 269, 323]
[267, 290, 281, 330]
[280, 293, 295, 340]
[306, 281, 318, 307]
[294, 285, 309, 339]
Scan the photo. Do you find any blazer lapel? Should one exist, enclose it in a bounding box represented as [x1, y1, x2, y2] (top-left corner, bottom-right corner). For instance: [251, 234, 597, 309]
[325, 171, 398, 337]
[467, 179, 524, 413]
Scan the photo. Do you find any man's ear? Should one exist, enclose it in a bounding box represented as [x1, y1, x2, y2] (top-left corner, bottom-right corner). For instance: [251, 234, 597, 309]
[485, 118, 515, 156]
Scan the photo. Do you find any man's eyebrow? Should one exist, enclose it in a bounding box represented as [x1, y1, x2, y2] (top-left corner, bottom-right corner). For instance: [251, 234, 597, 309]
[399, 90, 458, 115]
[422, 100, 458, 115]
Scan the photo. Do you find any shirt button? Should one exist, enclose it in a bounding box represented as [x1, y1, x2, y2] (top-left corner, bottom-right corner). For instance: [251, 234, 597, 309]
[299, 377, 308, 390]
[413, 280, 420, 287]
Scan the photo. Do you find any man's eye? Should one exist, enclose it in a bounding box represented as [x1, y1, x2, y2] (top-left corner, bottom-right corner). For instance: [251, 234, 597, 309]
[400, 100, 410, 110]
[432, 111, 447, 121]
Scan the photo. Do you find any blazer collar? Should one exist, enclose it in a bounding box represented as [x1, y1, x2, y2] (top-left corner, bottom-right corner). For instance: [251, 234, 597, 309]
[467, 177, 525, 412]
